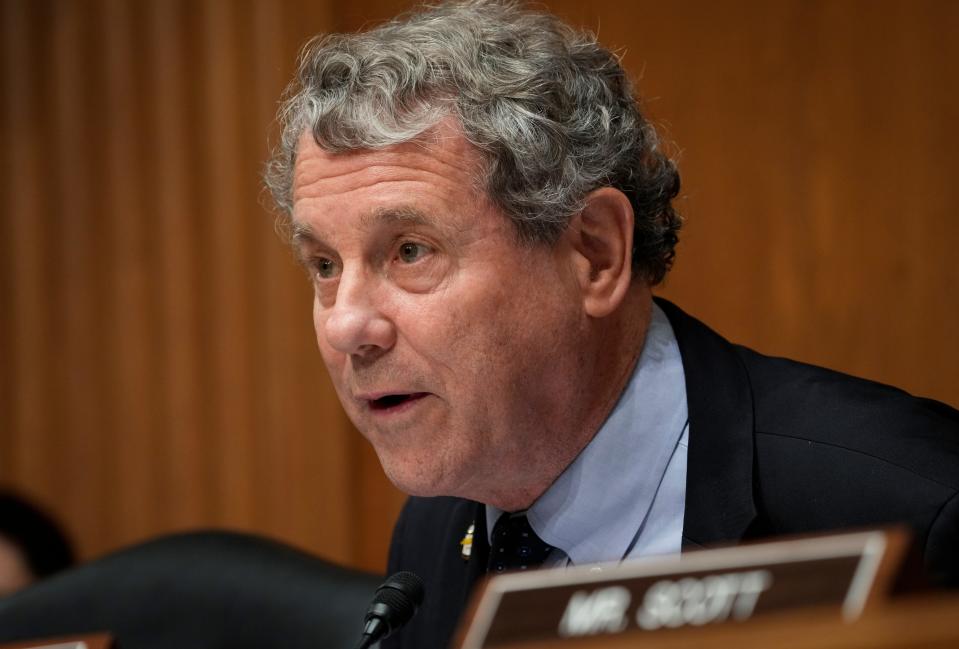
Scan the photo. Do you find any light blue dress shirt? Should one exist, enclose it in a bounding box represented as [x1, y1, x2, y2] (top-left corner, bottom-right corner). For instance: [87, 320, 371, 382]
[487, 302, 689, 566]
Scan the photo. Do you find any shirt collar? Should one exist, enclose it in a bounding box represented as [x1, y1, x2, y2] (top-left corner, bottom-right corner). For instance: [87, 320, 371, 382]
[486, 302, 687, 564]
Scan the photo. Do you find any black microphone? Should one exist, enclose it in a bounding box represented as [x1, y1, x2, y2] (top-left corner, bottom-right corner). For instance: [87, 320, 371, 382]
[355, 571, 425, 649]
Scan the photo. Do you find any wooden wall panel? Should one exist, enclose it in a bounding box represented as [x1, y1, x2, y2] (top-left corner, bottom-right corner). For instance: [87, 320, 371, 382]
[50, 0, 112, 551]
[1, 0, 957, 580]
[148, 0, 205, 533]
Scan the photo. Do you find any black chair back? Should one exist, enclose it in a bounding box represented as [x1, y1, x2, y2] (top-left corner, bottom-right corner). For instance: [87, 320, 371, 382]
[0, 531, 382, 649]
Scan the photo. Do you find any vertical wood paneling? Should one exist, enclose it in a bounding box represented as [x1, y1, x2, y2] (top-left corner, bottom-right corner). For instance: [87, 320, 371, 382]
[201, 0, 257, 528]
[148, 0, 206, 530]
[0, 7, 11, 478]
[101, 0, 157, 545]
[1, 0, 956, 578]
[50, 0, 110, 556]
[4, 2, 54, 495]
[0, 0, 19, 479]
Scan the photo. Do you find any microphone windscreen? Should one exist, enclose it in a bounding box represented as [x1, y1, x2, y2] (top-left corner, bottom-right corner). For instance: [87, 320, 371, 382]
[373, 571, 424, 626]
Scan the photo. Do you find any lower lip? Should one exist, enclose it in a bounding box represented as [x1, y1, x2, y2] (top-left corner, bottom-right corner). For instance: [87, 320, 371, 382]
[368, 393, 430, 416]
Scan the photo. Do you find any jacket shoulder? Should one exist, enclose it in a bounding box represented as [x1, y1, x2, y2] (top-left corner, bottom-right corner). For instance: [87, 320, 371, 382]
[735, 346, 959, 584]
[736, 344, 959, 490]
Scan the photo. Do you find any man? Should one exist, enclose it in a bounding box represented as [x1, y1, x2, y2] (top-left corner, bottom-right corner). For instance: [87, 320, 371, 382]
[264, 1, 959, 647]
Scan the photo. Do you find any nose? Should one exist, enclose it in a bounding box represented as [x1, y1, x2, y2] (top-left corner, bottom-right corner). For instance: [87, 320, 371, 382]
[322, 270, 397, 358]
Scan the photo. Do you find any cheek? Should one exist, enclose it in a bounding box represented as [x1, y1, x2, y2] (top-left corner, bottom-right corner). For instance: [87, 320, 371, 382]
[433, 274, 575, 389]
[489, 281, 585, 383]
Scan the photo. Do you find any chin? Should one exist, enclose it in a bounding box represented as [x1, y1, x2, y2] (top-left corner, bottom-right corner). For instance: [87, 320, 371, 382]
[383, 468, 449, 498]
[378, 452, 458, 498]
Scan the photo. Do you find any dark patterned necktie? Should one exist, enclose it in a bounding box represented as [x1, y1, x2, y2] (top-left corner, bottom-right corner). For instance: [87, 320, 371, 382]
[487, 512, 554, 573]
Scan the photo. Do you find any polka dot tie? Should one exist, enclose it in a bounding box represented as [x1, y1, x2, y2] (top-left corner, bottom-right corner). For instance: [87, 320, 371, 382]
[487, 512, 553, 573]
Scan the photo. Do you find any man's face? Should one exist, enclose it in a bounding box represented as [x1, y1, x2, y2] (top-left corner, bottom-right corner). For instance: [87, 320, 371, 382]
[291, 121, 592, 502]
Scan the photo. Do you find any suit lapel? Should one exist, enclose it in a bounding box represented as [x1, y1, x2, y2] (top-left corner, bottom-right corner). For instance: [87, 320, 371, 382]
[656, 298, 759, 549]
[410, 499, 489, 649]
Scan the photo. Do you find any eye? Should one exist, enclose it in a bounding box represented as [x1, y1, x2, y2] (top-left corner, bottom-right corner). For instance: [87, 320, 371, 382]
[314, 257, 340, 280]
[396, 241, 430, 264]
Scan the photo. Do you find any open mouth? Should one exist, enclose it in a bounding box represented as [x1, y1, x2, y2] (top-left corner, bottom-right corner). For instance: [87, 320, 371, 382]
[368, 392, 429, 411]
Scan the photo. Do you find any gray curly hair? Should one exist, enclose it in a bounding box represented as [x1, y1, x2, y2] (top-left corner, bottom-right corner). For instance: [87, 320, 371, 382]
[264, 0, 681, 284]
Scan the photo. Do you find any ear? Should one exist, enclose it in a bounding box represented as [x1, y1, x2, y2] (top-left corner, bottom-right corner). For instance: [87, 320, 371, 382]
[564, 188, 634, 318]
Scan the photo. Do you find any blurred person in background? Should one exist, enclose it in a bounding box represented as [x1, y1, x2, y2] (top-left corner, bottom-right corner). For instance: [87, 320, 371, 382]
[0, 490, 76, 597]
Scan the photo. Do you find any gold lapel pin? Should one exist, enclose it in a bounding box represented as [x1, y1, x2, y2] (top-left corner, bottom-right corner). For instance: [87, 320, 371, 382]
[460, 522, 475, 561]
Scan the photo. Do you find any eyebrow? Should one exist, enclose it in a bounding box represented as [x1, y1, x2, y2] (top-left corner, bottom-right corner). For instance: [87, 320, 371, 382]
[290, 206, 446, 248]
[361, 206, 438, 230]
[290, 221, 318, 247]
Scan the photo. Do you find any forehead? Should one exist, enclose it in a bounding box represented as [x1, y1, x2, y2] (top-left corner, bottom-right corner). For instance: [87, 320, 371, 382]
[289, 120, 515, 251]
[291, 119, 484, 206]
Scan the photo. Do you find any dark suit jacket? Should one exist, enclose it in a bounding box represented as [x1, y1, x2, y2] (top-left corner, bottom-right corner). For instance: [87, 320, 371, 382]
[384, 299, 959, 649]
